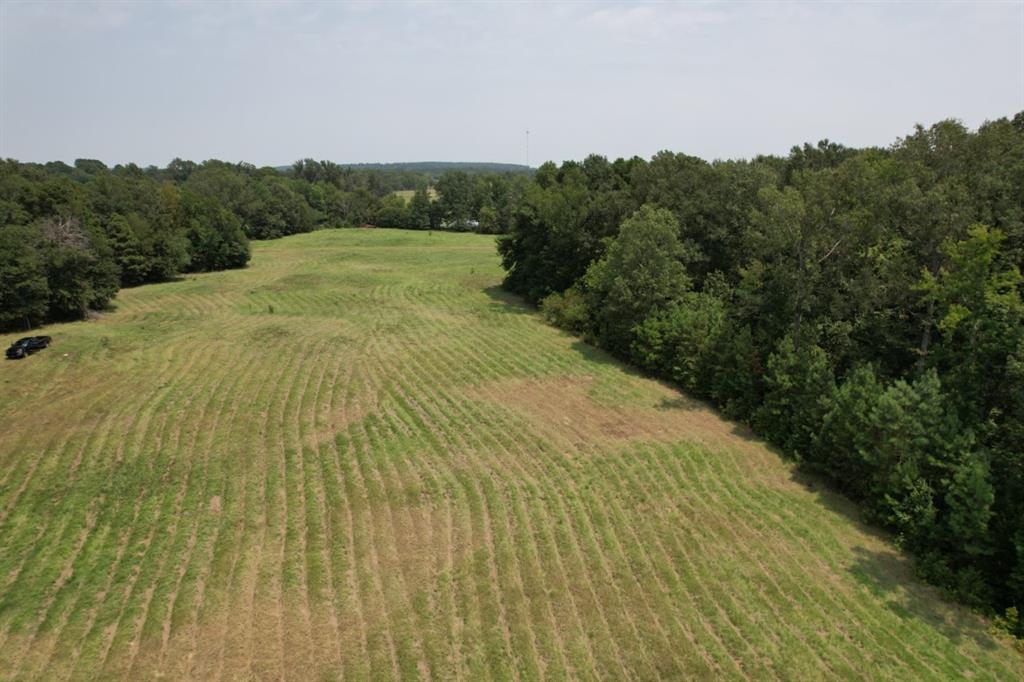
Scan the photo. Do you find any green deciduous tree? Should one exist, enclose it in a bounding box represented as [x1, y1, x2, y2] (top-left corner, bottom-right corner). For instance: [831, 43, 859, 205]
[408, 187, 432, 229]
[435, 170, 474, 224]
[631, 292, 725, 394]
[0, 226, 50, 330]
[583, 205, 692, 354]
[184, 198, 251, 271]
[148, 183, 190, 280]
[919, 224, 1024, 423]
[38, 217, 120, 319]
[374, 194, 410, 228]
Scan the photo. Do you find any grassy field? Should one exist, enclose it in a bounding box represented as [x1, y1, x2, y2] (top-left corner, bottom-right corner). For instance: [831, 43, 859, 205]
[0, 228, 1020, 681]
[392, 188, 438, 203]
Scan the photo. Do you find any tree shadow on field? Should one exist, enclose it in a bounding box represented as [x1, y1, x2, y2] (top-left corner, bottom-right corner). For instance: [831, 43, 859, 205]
[785, 468, 1009, 652]
[844, 544, 1006, 651]
[482, 285, 538, 316]
[569, 338, 657, 381]
[119, 274, 191, 289]
[568, 337, 773, 440]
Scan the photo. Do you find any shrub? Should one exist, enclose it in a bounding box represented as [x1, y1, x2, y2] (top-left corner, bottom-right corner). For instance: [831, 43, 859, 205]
[539, 286, 590, 333]
[631, 292, 725, 395]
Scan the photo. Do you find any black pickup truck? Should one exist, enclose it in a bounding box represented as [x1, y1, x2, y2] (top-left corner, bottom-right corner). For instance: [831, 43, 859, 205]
[6, 336, 52, 360]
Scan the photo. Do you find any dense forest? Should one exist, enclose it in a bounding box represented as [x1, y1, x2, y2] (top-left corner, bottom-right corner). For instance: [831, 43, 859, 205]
[333, 161, 532, 174]
[0, 158, 528, 329]
[498, 113, 1024, 636]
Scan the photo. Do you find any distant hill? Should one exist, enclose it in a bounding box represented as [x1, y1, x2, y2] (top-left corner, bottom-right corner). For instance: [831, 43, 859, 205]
[275, 161, 532, 175]
[343, 161, 532, 174]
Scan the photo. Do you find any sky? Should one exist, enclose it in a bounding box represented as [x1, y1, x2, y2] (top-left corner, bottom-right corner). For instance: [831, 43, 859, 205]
[1, 1, 1022, 168]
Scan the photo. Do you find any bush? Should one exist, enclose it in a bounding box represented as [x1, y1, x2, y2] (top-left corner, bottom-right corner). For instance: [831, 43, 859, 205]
[631, 292, 725, 394]
[539, 286, 590, 333]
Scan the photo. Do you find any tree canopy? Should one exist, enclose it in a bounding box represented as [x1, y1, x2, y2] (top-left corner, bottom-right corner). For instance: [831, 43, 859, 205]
[498, 112, 1024, 636]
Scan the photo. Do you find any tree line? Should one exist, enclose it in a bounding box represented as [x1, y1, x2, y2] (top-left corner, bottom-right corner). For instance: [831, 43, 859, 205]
[0, 158, 526, 330]
[498, 113, 1024, 636]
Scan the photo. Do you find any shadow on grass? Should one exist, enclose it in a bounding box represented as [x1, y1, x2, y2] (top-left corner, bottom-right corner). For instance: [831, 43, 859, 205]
[788, 470, 1012, 651]
[786, 468, 885, 536]
[569, 338, 654, 381]
[567, 337, 767, 441]
[482, 285, 538, 316]
[117, 274, 192, 290]
[845, 544, 1006, 650]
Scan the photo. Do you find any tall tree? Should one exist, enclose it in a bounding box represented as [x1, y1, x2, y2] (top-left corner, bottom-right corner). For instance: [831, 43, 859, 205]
[0, 226, 49, 330]
[582, 205, 692, 354]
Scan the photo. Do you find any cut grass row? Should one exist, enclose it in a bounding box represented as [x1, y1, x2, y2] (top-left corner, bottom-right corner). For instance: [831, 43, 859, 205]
[0, 228, 1020, 680]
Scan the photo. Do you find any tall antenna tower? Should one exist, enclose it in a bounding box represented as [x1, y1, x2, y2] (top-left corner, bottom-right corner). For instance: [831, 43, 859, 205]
[526, 129, 530, 169]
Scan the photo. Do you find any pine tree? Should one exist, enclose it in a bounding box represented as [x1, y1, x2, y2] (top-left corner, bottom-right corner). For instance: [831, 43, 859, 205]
[813, 364, 884, 497]
[755, 335, 836, 460]
[106, 213, 150, 285]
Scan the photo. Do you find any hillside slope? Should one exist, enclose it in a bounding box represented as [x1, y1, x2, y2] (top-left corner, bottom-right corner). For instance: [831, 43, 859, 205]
[0, 229, 1020, 680]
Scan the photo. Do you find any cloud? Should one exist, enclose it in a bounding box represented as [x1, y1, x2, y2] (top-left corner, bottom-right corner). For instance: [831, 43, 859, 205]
[584, 2, 731, 42]
[5, 0, 134, 32]
[2, 1, 1020, 165]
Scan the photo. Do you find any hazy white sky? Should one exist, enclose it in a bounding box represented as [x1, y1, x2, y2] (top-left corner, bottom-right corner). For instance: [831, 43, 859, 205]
[1, 1, 1022, 167]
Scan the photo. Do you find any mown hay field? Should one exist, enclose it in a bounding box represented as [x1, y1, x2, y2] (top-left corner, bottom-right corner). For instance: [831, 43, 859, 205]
[0, 229, 1021, 681]
[391, 189, 438, 203]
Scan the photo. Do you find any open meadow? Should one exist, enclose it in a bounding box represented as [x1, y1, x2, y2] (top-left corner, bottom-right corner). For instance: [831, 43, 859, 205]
[391, 189, 438, 203]
[0, 228, 1021, 680]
